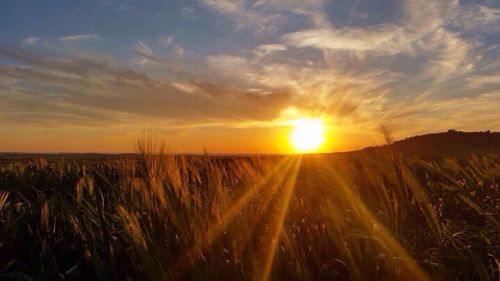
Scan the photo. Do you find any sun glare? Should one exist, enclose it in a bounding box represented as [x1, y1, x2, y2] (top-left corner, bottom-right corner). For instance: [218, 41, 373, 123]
[289, 118, 325, 153]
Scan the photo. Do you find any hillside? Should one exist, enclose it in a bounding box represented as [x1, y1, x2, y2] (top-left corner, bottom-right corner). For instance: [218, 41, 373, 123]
[359, 130, 500, 158]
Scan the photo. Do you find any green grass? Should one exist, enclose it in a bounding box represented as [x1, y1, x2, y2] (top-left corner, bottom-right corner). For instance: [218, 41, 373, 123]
[0, 140, 498, 280]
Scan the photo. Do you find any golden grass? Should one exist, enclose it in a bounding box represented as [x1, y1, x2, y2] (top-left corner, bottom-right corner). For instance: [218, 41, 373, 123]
[0, 137, 498, 280]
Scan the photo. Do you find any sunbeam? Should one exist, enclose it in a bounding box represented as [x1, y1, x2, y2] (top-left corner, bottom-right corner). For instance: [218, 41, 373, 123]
[232, 158, 295, 258]
[316, 156, 431, 281]
[172, 156, 296, 273]
[260, 156, 302, 281]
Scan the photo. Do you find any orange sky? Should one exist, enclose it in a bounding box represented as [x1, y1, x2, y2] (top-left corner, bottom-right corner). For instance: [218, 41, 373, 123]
[0, 118, 382, 153]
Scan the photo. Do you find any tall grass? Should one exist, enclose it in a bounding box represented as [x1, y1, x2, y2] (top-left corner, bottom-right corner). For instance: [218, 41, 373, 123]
[0, 137, 498, 280]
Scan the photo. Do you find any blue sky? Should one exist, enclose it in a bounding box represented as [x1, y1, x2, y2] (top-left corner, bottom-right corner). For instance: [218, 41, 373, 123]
[0, 0, 499, 152]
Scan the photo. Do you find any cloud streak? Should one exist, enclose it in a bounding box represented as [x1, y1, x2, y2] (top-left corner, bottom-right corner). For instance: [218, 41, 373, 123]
[58, 34, 100, 42]
[0, 44, 297, 129]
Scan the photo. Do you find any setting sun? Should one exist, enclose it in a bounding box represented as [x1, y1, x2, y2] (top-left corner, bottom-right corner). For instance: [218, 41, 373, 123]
[289, 118, 326, 153]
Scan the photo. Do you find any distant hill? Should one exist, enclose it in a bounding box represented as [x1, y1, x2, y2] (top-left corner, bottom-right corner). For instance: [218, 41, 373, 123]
[363, 130, 500, 158]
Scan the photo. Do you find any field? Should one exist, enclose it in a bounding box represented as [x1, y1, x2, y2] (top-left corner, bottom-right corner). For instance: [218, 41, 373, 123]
[0, 138, 499, 281]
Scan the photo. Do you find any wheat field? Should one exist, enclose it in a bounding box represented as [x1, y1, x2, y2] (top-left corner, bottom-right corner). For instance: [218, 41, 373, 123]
[0, 137, 498, 281]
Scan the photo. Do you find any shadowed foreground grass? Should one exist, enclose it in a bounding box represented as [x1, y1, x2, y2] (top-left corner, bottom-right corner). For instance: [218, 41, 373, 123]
[0, 140, 498, 280]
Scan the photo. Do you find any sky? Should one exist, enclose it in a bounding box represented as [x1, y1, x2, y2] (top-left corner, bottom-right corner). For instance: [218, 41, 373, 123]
[0, 0, 499, 153]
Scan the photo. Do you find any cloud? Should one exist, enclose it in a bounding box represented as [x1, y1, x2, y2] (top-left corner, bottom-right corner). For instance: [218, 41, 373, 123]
[206, 55, 250, 73]
[1, 42, 379, 134]
[200, 0, 326, 33]
[200, 0, 281, 32]
[174, 44, 185, 58]
[282, 0, 485, 96]
[58, 34, 100, 42]
[253, 44, 287, 57]
[180, 6, 196, 20]
[448, 4, 500, 32]
[467, 73, 500, 89]
[160, 35, 174, 48]
[22, 36, 39, 45]
[283, 26, 412, 55]
[134, 41, 153, 56]
[0, 44, 296, 129]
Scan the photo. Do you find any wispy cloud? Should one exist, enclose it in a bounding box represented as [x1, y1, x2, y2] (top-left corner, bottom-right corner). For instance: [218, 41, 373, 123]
[200, 0, 281, 32]
[134, 41, 153, 56]
[200, 0, 326, 33]
[21, 36, 39, 45]
[448, 4, 500, 33]
[253, 44, 287, 58]
[58, 34, 100, 42]
[283, 26, 412, 54]
[0, 44, 295, 129]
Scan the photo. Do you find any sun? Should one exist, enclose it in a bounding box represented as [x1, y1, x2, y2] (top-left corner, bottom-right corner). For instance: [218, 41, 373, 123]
[289, 118, 325, 153]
